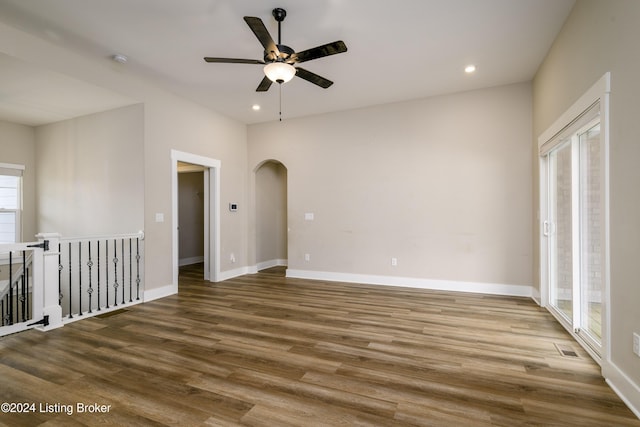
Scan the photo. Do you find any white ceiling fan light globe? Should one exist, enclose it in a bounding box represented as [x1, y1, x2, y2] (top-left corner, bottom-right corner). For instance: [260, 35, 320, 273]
[264, 62, 296, 83]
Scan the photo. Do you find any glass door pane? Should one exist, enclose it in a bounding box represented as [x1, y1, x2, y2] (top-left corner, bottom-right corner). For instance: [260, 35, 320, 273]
[549, 142, 573, 321]
[579, 124, 602, 344]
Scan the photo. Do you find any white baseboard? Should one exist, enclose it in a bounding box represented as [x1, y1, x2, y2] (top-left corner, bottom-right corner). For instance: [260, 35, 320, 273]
[179, 256, 204, 266]
[531, 286, 542, 306]
[143, 283, 177, 302]
[256, 259, 288, 271]
[246, 259, 288, 275]
[218, 266, 252, 281]
[603, 360, 640, 419]
[220, 260, 288, 280]
[285, 269, 532, 297]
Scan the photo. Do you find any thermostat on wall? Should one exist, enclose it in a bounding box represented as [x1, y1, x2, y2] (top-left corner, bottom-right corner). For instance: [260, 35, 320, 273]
[229, 203, 238, 212]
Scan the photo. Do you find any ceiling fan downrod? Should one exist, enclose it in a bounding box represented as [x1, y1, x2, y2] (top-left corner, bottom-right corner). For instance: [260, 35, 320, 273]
[272, 8, 286, 45]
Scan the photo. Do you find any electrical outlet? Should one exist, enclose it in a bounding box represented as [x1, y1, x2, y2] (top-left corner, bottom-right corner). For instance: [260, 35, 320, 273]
[633, 333, 640, 357]
[391, 257, 398, 266]
[304, 253, 310, 262]
[230, 253, 236, 263]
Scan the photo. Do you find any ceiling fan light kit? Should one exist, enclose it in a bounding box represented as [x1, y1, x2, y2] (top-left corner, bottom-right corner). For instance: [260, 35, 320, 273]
[264, 62, 296, 83]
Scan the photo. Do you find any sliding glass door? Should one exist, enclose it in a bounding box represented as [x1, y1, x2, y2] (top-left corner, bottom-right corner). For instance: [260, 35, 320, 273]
[548, 141, 574, 322]
[578, 123, 602, 346]
[540, 74, 610, 361]
[542, 103, 604, 355]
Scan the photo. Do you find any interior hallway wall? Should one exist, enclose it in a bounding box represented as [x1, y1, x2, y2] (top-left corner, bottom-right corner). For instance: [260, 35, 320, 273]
[249, 82, 533, 291]
[35, 104, 144, 237]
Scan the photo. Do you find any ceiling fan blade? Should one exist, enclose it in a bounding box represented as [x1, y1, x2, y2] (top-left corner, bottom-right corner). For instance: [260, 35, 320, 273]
[204, 57, 265, 65]
[243, 16, 280, 58]
[292, 41, 347, 63]
[295, 67, 333, 89]
[256, 76, 273, 92]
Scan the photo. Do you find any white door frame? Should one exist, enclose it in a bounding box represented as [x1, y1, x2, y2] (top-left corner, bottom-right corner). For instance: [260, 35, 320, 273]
[171, 150, 221, 285]
[537, 73, 610, 362]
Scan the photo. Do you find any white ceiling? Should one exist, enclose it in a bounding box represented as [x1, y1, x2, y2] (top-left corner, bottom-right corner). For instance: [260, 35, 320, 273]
[0, 0, 575, 126]
[0, 53, 137, 126]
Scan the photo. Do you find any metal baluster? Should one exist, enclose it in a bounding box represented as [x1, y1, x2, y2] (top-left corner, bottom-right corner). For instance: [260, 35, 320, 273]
[121, 239, 125, 305]
[136, 238, 141, 300]
[113, 239, 118, 307]
[25, 265, 30, 321]
[20, 251, 26, 322]
[8, 252, 13, 325]
[97, 241, 101, 311]
[87, 242, 93, 313]
[68, 243, 73, 318]
[129, 239, 133, 302]
[105, 240, 109, 309]
[20, 273, 25, 322]
[1, 298, 5, 326]
[58, 244, 62, 305]
[78, 242, 82, 316]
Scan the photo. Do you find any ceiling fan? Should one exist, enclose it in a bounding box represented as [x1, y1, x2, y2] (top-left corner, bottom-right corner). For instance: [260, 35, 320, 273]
[204, 8, 347, 92]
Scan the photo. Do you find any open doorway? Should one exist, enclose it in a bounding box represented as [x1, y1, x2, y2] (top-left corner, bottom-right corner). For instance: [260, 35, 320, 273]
[255, 160, 288, 274]
[177, 162, 205, 278]
[171, 150, 220, 288]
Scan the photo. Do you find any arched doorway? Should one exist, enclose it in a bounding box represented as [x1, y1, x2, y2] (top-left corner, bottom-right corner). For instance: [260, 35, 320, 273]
[255, 160, 288, 272]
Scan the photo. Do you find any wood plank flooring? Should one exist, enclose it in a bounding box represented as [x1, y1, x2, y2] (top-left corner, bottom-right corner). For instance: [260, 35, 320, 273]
[0, 264, 638, 426]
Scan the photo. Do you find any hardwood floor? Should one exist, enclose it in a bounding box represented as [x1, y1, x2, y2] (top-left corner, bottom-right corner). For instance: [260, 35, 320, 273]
[0, 264, 638, 426]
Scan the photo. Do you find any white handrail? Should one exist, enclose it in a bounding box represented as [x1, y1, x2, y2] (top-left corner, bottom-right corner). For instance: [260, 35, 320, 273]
[59, 230, 144, 243]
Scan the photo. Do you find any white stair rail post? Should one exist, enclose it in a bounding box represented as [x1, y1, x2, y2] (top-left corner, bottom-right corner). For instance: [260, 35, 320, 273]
[34, 233, 63, 331]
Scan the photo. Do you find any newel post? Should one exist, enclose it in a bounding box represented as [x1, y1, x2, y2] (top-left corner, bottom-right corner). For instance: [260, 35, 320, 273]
[34, 233, 63, 331]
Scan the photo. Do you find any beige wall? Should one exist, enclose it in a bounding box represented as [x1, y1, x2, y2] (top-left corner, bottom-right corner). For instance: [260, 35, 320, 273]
[0, 21, 248, 291]
[0, 120, 36, 240]
[178, 171, 204, 264]
[249, 82, 533, 289]
[35, 104, 144, 236]
[533, 0, 640, 405]
[255, 161, 287, 265]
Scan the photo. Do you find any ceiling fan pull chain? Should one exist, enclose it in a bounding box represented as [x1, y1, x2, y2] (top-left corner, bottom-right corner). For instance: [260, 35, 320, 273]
[279, 84, 283, 122]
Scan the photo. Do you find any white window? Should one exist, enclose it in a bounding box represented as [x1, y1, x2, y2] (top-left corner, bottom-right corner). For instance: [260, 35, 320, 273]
[0, 164, 24, 243]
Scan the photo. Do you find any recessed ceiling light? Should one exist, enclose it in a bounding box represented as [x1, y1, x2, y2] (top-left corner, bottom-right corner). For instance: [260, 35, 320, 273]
[465, 65, 476, 73]
[252, 104, 261, 111]
[112, 54, 128, 64]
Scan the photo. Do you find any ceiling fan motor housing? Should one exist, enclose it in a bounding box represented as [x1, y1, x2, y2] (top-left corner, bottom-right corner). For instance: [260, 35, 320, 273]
[265, 44, 295, 63]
